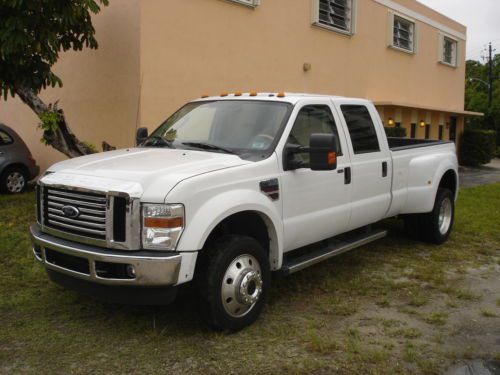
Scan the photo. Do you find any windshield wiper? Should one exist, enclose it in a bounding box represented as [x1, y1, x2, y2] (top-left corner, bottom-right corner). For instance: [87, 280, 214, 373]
[182, 142, 236, 155]
[143, 135, 175, 148]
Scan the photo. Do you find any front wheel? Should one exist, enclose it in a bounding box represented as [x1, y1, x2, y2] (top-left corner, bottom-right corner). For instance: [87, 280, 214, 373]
[0, 167, 27, 194]
[196, 235, 270, 331]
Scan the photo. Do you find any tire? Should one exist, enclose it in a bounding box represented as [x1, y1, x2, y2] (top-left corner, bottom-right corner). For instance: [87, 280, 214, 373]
[196, 235, 270, 331]
[0, 166, 28, 194]
[404, 188, 454, 245]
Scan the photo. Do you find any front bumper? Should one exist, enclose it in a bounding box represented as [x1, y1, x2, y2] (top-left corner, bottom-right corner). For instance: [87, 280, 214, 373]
[30, 224, 182, 287]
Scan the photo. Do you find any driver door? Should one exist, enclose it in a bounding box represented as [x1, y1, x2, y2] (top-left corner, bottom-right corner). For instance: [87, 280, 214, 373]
[280, 101, 352, 252]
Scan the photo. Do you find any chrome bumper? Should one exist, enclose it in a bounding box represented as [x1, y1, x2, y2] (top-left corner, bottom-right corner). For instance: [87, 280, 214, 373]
[30, 224, 182, 287]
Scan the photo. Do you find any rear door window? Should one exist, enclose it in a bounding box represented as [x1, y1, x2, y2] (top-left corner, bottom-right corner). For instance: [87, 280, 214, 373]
[0, 130, 13, 146]
[340, 105, 380, 154]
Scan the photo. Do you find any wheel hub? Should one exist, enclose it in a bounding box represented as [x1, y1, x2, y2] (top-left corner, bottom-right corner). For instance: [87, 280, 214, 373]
[6, 172, 25, 193]
[438, 197, 452, 235]
[221, 254, 263, 318]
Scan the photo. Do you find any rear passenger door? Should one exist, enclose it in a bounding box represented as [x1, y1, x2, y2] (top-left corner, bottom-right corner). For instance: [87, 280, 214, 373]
[334, 102, 392, 230]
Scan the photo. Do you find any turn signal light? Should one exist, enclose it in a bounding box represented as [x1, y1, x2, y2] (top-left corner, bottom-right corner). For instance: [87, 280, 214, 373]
[144, 217, 184, 229]
[328, 152, 337, 166]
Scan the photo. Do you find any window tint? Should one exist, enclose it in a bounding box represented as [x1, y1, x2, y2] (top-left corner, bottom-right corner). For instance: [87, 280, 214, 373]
[340, 105, 380, 154]
[287, 105, 342, 164]
[0, 130, 13, 146]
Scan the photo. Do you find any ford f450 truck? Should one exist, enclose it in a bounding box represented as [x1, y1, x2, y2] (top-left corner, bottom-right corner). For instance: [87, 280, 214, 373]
[31, 93, 458, 330]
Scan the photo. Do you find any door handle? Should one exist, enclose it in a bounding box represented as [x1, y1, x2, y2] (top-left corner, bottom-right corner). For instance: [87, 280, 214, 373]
[344, 167, 351, 184]
[382, 162, 388, 178]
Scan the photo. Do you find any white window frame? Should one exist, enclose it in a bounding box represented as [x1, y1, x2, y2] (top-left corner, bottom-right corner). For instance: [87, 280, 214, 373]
[225, 0, 260, 7]
[311, 0, 357, 36]
[387, 11, 417, 54]
[438, 32, 459, 68]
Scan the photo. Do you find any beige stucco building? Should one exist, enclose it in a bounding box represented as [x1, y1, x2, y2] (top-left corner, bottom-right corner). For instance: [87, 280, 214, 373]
[0, 0, 480, 172]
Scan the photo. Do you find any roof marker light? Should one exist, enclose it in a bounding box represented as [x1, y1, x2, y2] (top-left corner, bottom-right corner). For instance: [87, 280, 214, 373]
[277, 92, 286, 98]
[249, 91, 258, 96]
[234, 92, 242, 96]
[220, 92, 228, 97]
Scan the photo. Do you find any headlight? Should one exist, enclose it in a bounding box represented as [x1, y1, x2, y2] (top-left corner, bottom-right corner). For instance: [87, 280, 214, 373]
[141, 204, 184, 250]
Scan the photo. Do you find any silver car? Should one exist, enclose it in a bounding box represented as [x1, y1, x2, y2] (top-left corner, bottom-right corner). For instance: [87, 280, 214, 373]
[0, 124, 40, 193]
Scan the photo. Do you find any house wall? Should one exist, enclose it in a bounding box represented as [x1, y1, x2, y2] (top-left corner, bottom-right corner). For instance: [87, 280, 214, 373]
[0, 0, 467, 172]
[139, 0, 466, 130]
[0, 0, 140, 172]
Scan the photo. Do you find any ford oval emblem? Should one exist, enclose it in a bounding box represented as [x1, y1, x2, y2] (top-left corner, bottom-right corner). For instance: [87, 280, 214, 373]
[62, 205, 80, 218]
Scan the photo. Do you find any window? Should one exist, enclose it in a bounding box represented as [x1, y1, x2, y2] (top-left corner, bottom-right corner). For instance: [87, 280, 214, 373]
[389, 13, 416, 53]
[425, 124, 430, 139]
[0, 130, 13, 146]
[439, 33, 458, 67]
[340, 105, 380, 154]
[395, 122, 401, 128]
[410, 123, 416, 138]
[312, 0, 356, 35]
[438, 125, 444, 140]
[227, 0, 260, 7]
[287, 105, 342, 165]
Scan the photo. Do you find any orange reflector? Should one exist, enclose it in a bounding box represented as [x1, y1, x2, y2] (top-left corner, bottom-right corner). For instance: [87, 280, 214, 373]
[249, 91, 257, 96]
[220, 92, 228, 97]
[144, 217, 183, 229]
[201, 93, 209, 98]
[277, 92, 286, 98]
[234, 92, 242, 96]
[328, 152, 337, 166]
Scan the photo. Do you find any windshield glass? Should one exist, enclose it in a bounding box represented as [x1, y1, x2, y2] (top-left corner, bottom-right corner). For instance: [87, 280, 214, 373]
[144, 100, 292, 158]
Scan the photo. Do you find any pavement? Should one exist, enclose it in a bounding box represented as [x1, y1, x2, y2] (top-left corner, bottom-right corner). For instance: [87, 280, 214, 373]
[459, 159, 500, 188]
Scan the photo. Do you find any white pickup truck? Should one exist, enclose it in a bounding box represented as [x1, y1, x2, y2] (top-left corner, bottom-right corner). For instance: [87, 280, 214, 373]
[31, 93, 458, 330]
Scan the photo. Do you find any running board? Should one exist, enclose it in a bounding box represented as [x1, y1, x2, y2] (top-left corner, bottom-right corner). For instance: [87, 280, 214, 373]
[279, 228, 387, 275]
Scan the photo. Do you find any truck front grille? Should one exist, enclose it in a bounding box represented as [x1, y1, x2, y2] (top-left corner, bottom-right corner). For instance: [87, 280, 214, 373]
[43, 187, 108, 240]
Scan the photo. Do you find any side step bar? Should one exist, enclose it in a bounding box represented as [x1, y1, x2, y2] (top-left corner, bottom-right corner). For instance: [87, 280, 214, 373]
[280, 228, 387, 275]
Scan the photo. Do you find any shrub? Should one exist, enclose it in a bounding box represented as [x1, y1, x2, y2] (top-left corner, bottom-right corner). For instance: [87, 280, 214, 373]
[384, 127, 407, 137]
[460, 129, 497, 166]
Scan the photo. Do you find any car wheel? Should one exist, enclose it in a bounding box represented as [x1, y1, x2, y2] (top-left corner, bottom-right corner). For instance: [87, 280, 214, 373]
[421, 188, 455, 244]
[0, 167, 28, 194]
[196, 235, 270, 331]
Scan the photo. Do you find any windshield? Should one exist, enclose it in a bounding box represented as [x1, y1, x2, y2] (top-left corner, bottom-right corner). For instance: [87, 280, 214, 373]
[144, 100, 292, 159]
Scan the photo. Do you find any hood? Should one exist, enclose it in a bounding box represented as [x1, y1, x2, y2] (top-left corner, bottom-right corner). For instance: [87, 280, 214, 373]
[42, 148, 249, 200]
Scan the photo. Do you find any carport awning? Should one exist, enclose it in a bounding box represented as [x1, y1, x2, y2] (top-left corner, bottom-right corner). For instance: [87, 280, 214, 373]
[373, 101, 484, 116]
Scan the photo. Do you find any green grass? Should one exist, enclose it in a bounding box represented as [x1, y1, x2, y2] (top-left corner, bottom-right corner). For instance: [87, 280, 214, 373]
[0, 183, 499, 374]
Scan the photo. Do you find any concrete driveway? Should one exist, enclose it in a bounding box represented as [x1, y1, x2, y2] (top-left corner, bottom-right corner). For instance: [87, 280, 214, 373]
[459, 159, 500, 188]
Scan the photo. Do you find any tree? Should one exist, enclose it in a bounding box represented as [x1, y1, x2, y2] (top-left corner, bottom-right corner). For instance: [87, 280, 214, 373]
[465, 56, 500, 146]
[0, 0, 109, 158]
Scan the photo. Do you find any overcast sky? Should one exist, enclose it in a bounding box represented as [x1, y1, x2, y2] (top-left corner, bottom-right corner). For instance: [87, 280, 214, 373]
[417, 0, 500, 61]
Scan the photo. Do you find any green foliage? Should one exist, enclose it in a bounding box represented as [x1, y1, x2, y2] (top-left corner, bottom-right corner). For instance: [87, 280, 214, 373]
[0, 0, 109, 98]
[465, 56, 500, 146]
[460, 129, 497, 166]
[81, 141, 97, 152]
[384, 127, 407, 137]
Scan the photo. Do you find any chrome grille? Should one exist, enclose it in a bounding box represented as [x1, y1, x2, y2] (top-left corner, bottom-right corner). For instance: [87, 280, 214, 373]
[43, 187, 107, 240]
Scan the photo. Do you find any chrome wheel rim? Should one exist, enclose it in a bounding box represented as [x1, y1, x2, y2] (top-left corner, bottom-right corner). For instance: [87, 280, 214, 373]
[221, 254, 263, 318]
[438, 197, 452, 235]
[6, 172, 25, 193]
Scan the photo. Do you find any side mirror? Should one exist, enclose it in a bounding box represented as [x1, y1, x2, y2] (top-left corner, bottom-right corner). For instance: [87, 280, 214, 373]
[136, 127, 148, 146]
[309, 133, 337, 171]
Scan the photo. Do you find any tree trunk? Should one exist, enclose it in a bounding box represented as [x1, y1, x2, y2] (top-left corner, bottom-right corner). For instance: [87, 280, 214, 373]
[14, 86, 98, 158]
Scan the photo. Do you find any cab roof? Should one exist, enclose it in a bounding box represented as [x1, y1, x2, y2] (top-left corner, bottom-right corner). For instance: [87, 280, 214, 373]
[192, 92, 371, 106]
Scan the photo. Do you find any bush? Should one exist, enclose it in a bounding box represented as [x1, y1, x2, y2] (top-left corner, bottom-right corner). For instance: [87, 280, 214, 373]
[460, 129, 497, 166]
[384, 127, 407, 137]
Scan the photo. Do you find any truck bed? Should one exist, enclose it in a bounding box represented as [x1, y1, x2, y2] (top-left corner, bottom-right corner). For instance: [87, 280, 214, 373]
[387, 137, 452, 151]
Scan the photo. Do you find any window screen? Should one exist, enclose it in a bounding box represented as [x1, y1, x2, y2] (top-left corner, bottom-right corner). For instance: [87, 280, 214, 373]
[393, 15, 414, 51]
[0, 130, 13, 146]
[317, 0, 353, 32]
[340, 105, 380, 154]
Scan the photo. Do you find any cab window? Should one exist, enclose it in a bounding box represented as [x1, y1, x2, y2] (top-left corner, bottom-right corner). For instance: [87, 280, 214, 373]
[287, 105, 342, 164]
